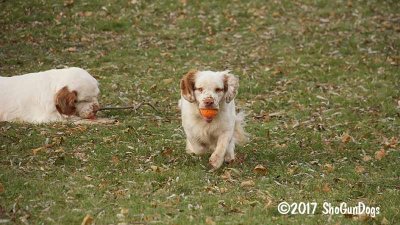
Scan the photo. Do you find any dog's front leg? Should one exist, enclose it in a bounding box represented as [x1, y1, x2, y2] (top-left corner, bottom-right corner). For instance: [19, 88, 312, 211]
[186, 138, 207, 155]
[209, 133, 232, 169]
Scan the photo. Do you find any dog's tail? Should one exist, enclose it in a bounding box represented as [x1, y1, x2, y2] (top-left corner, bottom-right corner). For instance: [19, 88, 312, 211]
[234, 111, 249, 146]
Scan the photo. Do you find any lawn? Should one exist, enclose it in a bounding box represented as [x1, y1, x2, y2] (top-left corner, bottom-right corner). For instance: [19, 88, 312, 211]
[0, 0, 399, 224]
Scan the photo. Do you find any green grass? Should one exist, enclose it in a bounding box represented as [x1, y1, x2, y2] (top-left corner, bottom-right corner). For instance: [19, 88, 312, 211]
[1, 0, 399, 224]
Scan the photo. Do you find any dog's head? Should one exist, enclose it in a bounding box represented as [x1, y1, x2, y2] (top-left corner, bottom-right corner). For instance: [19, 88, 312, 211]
[55, 69, 100, 119]
[180, 70, 239, 110]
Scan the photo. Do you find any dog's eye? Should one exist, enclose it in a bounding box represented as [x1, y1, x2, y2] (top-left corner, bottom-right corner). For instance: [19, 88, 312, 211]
[215, 88, 223, 92]
[196, 87, 203, 92]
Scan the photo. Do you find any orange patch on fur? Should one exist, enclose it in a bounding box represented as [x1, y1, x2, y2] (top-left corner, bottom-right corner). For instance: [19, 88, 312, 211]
[223, 75, 229, 92]
[55, 86, 77, 115]
[180, 70, 197, 102]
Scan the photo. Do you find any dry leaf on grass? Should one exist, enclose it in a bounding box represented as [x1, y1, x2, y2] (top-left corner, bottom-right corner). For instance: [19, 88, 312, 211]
[381, 217, 389, 225]
[84, 176, 93, 181]
[64, 0, 74, 6]
[162, 148, 173, 157]
[81, 214, 93, 225]
[341, 133, 351, 143]
[151, 165, 161, 172]
[162, 78, 174, 84]
[383, 137, 398, 148]
[220, 170, 232, 181]
[324, 164, 334, 173]
[351, 214, 374, 222]
[67, 47, 77, 52]
[205, 217, 216, 225]
[287, 167, 297, 175]
[32, 147, 45, 155]
[111, 155, 120, 165]
[272, 12, 280, 18]
[253, 164, 268, 175]
[375, 148, 386, 160]
[113, 189, 128, 198]
[362, 155, 372, 162]
[322, 183, 331, 193]
[355, 165, 365, 174]
[120, 208, 129, 215]
[241, 180, 255, 188]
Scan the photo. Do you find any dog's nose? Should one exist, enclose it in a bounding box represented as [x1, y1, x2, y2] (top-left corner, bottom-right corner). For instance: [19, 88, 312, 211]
[203, 98, 214, 107]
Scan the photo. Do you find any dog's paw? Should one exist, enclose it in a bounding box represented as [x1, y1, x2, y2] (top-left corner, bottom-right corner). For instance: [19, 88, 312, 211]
[224, 152, 235, 163]
[209, 153, 224, 169]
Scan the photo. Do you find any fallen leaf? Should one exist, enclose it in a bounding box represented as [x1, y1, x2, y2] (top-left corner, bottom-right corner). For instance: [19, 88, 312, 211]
[352, 214, 373, 221]
[375, 148, 386, 160]
[355, 165, 365, 174]
[113, 189, 128, 198]
[341, 133, 351, 143]
[111, 155, 120, 165]
[64, 0, 74, 7]
[67, 47, 77, 52]
[272, 12, 280, 18]
[81, 214, 93, 225]
[151, 165, 160, 172]
[362, 155, 372, 162]
[322, 183, 331, 193]
[320, 18, 330, 23]
[162, 78, 174, 85]
[381, 217, 389, 225]
[84, 11, 93, 17]
[55, 148, 65, 153]
[384, 137, 398, 148]
[272, 67, 285, 76]
[219, 187, 228, 194]
[316, 95, 328, 101]
[240, 180, 255, 187]
[205, 217, 216, 225]
[324, 164, 334, 173]
[84, 176, 93, 181]
[220, 170, 232, 180]
[32, 147, 44, 155]
[287, 168, 294, 176]
[253, 164, 268, 175]
[120, 208, 129, 215]
[162, 148, 173, 157]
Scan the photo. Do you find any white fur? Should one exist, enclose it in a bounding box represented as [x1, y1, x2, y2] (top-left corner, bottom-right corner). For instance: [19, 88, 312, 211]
[179, 70, 248, 169]
[0, 67, 100, 123]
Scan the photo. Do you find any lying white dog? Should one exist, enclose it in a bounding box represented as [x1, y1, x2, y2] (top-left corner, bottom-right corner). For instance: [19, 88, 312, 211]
[179, 70, 248, 169]
[0, 67, 100, 123]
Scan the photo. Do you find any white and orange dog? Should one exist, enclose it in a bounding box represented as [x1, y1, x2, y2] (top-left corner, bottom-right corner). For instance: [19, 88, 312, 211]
[0, 67, 100, 123]
[179, 70, 248, 169]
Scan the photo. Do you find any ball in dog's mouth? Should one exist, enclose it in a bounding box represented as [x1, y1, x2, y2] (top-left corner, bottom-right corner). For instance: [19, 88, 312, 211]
[199, 108, 218, 123]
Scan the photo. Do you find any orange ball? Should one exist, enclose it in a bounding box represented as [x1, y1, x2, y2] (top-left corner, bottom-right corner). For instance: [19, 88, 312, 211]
[199, 108, 218, 118]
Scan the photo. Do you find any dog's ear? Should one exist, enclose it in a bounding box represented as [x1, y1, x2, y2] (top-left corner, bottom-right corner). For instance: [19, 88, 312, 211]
[223, 71, 239, 103]
[55, 86, 77, 115]
[180, 70, 197, 103]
